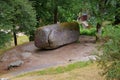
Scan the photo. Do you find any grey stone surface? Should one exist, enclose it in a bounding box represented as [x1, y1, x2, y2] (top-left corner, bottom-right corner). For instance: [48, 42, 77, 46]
[21, 52, 32, 59]
[34, 22, 80, 49]
[8, 60, 24, 70]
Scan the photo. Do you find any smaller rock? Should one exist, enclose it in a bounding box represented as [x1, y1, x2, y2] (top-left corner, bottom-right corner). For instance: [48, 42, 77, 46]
[8, 60, 24, 70]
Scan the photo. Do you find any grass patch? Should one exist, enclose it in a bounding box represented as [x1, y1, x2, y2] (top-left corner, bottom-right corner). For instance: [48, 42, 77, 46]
[15, 61, 91, 78]
[17, 35, 29, 45]
[12, 62, 103, 80]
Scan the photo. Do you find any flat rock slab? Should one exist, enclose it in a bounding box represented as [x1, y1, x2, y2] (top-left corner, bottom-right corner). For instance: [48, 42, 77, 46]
[7, 60, 24, 70]
[34, 22, 80, 49]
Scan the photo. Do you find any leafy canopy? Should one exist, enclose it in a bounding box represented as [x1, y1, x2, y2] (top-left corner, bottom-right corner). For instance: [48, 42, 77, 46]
[0, 0, 37, 47]
[30, 0, 83, 26]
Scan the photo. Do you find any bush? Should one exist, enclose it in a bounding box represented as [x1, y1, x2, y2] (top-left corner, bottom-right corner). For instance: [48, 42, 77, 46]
[97, 25, 120, 80]
[0, 31, 12, 48]
[79, 25, 96, 36]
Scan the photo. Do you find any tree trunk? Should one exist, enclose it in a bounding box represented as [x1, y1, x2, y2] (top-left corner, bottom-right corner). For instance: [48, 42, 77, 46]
[53, 4, 58, 23]
[29, 30, 35, 42]
[96, 23, 102, 41]
[114, 1, 120, 25]
[13, 26, 17, 46]
[53, 0, 58, 23]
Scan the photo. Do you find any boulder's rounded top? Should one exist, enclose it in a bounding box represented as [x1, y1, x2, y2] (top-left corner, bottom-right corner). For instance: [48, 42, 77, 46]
[60, 22, 79, 30]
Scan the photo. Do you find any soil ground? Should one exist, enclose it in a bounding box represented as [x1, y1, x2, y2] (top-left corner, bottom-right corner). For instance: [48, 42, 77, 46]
[0, 35, 98, 78]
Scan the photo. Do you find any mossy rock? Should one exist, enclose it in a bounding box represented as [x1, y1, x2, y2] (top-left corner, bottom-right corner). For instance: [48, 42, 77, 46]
[34, 22, 80, 49]
[60, 22, 79, 30]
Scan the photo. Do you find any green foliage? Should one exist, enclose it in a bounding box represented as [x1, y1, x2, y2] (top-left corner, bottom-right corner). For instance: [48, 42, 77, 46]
[0, 0, 37, 47]
[12, 0, 37, 35]
[97, 25, 120, 80]
[80, 26, 96, 36]
[57, 0, 82, 22]
[0, 0, 37, 33]
[0, 0, 14, 30]
[87, 0, 116, 24]
[29, 0, 52, 25]
[77, 0, 117, 27]
[0, 31, 12, 48]
[29, 0, 83, 26]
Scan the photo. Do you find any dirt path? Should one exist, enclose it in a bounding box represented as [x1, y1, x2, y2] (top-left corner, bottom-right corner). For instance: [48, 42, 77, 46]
[0, 35, 98, 78]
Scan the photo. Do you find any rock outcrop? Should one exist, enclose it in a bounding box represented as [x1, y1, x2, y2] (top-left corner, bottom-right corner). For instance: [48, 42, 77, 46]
[34, 22, 80, 49]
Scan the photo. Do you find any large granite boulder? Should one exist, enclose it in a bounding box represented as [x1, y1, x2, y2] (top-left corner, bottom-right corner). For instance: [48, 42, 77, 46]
[34, 22, 80, 49]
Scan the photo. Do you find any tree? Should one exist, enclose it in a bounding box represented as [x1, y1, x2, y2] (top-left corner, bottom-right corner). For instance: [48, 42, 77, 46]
[77, 0, 120, 79]
[114, 1, 120, 24]
[0, 0, 13, 47]
[85, 0, 120, 79]
[0, 0, 37, 46]
[97, 25, 120, 80]
[82, 0, 116, 41]
[30, 0, 83, 26]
